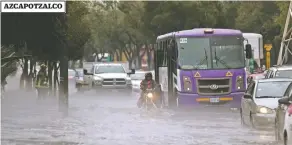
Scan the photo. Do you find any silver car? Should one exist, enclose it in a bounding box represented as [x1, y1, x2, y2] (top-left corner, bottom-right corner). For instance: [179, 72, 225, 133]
[265, 65, 292, 79]
[275, 83, 292, 143]
[240, 78, 292, 129]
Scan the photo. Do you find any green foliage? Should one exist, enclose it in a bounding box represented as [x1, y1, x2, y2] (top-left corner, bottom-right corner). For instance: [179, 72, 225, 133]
[1, 46, 18, 81]
[2, 1, 290, 63]
[86, 1, 290, 61]
[66, 1, 91, 60]
[1, 1, 92, 61]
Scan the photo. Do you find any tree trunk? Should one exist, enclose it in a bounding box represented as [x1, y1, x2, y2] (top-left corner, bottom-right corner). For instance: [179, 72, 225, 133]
[32, 60, 37, 88]
[146, 44, 152, 70]
[53, 62, 59, 96]
[79, 59, 83, 68]
[136, 44, 142, 69]
[20, 58, 29, 89]
[128, 59, 133, 69]
[115, 50, 121, 61]
[70, 60, 76, 69]
[48, 61, 53, 95]
[26, 58, 34, 90]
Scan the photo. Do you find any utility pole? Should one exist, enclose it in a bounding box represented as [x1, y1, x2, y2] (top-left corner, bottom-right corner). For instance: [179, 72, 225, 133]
[277, 1, 292, 65]
[59, 11, 69, 114]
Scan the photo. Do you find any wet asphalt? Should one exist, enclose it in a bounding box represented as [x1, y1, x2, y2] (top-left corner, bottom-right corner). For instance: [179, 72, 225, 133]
[1, 73, 282, 145]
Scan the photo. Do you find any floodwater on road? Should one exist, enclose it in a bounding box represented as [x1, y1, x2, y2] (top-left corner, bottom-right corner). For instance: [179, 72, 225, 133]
[1, 90, 281, 145]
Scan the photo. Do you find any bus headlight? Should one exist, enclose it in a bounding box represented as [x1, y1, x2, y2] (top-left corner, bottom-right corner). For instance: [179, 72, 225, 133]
[183, 76, 192, 92]
[236, 75, 244, 90]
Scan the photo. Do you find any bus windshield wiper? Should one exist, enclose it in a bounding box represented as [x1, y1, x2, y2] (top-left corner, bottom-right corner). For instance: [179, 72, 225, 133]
[193, 48, 208, 69]
[214, 48, 231, 69]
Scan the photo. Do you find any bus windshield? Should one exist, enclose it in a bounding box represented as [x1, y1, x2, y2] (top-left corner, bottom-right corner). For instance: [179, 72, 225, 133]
[211, 37, 245, 69]
[177, 36, 245, 69]
[177, 37, 211, 69]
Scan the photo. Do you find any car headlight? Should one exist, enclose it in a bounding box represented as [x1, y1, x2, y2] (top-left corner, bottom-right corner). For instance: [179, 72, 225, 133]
[257, 106, 273, 114]
[93, 76, 103, 85]
[183, 76, 192, 92]
[94, 76, 102, 81]
[236, 75, 244, 90]
[147, 93, 153, 98]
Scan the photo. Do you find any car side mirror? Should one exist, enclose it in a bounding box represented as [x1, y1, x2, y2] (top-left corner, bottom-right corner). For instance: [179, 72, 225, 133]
[243, 94, 252, 99]
[127, 69, 135, 75]
[278, 97, 291, 105]
[245, 44, 252, 59]
[83, 69, 93, 75]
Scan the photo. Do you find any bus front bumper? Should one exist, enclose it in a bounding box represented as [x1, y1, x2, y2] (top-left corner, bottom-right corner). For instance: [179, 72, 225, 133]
[177, 91, 244, 108]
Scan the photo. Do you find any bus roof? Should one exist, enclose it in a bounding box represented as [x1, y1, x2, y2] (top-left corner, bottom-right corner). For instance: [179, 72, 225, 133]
[157, 28, 242, 40]
[243, 33, 263, 37]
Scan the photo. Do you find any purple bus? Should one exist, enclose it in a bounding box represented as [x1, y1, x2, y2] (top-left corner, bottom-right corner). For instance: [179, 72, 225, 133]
[154, 28, 252, 108]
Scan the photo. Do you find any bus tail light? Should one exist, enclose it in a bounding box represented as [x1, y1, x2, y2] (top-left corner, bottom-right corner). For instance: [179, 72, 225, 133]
[183, 76, 192, 92]
[236, 76, 244, 90]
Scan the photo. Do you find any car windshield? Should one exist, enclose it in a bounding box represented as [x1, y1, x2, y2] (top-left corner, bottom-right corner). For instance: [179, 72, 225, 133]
[131, 73, 146, 80]
[177, 36, 245, 69]
[275, 70, 292, 78]
[95, 65, 125, 74]
[256, 81, 291, 98]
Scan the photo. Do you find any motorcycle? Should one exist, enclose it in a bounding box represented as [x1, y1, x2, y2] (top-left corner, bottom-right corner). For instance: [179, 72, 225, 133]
[143, 88, 158, 110]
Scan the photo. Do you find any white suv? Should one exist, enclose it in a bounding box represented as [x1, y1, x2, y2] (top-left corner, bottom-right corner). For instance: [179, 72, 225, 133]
[275, 83, 292, 145]
[91, 63, 135, 90]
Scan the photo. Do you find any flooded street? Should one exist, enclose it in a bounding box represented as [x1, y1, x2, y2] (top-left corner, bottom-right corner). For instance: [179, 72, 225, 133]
[1, 75, 280, 145]
[1, 92, 280, 145]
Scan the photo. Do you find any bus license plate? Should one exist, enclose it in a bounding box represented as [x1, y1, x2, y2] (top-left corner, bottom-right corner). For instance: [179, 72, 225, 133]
[210, 98, 219, 103]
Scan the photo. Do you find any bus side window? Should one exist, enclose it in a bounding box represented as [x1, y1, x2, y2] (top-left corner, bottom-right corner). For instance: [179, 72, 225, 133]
[162, 40, 168, 66]
[170, 39, 178, 60]
[156, 41, 163, 67]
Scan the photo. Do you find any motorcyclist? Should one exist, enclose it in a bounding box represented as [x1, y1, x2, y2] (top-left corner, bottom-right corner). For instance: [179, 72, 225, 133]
[35, 64, 49, 98]
[137, 72, 157, 108]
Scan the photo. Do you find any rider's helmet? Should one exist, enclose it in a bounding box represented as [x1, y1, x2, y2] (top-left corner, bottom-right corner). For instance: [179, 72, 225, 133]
[40, 63, 47, 71]
[145, 72, 152, 80]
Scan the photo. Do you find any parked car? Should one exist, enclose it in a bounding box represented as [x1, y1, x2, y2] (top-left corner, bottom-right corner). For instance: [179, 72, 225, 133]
[265, 65, 292, 79]
[275, 82, 292, 144]
[240, 78, 292, 129]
